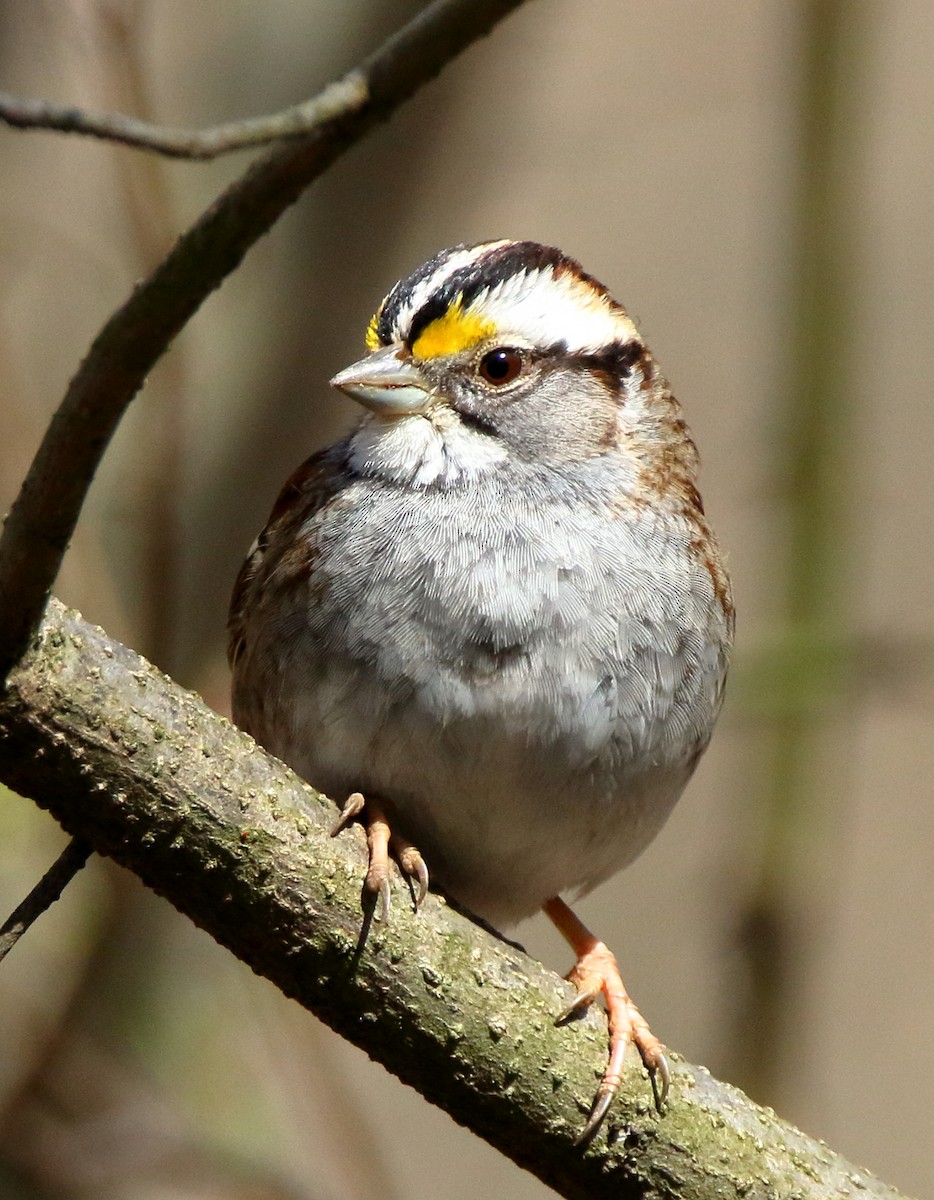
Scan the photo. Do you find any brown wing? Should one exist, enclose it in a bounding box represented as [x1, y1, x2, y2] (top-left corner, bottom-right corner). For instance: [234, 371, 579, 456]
[226, 445, 351, 670]
[227, 538, 264, 670]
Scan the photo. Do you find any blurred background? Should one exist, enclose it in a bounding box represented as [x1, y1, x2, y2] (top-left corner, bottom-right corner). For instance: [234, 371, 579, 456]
[1, 1, 933, 1197]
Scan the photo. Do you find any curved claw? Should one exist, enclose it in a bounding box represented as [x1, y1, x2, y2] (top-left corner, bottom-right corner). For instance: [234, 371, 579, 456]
[410, 856, 429, 907]
[649, 1052, 670, 1112]
[331, 791, 366, 837]
[556, 984, 601, 1025]
[394, 839, 429, 909]
[576, 1084, 617, 1147]
[374, 875, 392, 923]
[578, 1052, 668, 1144]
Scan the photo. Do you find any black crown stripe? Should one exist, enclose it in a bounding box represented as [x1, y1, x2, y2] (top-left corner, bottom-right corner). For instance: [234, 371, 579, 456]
[375, 243, 474, 346]
[377, 241, 622, 351]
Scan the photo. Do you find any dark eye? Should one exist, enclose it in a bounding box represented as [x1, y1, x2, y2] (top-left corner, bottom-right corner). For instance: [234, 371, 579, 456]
[478, 347, 523, 386]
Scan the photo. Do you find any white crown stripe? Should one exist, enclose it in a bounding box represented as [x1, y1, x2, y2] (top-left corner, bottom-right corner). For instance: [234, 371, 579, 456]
[465, 267, 639, 355]
[385, 242, 640, 356]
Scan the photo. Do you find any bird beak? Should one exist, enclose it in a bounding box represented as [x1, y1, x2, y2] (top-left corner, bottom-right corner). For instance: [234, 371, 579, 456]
[330, 344, 433, 416]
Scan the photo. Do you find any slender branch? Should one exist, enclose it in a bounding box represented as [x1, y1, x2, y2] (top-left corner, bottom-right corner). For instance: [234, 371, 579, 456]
[0, 837, 92, 963]
[0, 599, 912, 1200]
[0, 0, 530, 681]
[0, 78, 369, 159]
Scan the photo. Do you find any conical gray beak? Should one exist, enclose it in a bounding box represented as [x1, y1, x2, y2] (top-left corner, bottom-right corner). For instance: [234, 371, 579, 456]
[330, 344, 433, 415]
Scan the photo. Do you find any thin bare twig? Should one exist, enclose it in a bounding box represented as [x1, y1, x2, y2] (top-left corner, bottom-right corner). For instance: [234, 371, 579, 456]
[0, 838, 92, 964]
[0, 0, 530, 682]
[0, 77, 367, 160]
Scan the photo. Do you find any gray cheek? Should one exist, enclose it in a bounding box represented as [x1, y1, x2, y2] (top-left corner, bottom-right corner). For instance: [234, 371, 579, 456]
[484, 370, 618, 465]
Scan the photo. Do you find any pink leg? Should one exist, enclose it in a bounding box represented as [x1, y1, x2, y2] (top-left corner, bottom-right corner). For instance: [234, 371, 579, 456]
[544, 896, 669, 1142]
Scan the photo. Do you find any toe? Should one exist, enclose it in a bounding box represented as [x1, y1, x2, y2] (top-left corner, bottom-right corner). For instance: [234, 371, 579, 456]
[363, 801, 393, 920]
[392, 836, 429, 908]
[331, 791, 366, 836]
[329, 792, 432, 923]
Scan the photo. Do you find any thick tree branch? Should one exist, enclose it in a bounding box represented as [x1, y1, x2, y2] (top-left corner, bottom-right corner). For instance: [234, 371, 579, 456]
[0, 600, 911, 1200]
[0, 0, 530, 681]
[0, 78, 367, 159]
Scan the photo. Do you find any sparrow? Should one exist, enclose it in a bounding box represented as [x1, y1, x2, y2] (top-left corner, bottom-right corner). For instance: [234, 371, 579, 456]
[228, 240, 734, 1140]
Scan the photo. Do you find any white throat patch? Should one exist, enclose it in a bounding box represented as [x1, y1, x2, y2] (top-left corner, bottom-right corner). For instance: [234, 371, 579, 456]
[349, 409, 507, 489]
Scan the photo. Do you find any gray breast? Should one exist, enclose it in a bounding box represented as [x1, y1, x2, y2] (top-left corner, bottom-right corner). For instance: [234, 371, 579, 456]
[242, 469, 729, 924]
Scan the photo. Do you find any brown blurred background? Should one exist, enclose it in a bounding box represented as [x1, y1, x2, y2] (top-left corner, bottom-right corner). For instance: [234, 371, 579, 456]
[1, 2, 933, 1197]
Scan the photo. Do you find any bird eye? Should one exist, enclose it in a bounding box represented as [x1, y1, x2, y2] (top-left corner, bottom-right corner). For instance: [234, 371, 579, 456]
[478, 347, 523, 387]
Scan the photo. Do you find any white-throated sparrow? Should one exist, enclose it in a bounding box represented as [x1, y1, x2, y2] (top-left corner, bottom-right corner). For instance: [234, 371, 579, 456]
[228, 241, 733, 1139]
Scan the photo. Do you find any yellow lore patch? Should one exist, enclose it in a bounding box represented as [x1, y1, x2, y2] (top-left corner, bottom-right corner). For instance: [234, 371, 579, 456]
[364, 311, 381, 351]
[410, 298, 496, 360]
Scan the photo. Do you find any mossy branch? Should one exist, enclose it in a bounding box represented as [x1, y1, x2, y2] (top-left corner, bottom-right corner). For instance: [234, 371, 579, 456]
[0, 599, 911, 1200]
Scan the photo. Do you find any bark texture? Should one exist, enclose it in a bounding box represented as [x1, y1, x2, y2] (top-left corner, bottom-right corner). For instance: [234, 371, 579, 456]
[0, 600, 911, 1200]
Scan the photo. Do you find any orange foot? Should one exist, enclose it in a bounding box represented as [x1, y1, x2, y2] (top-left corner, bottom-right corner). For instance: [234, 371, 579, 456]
[331, 792, 429, 920]
[544, 896, 670, 1143]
